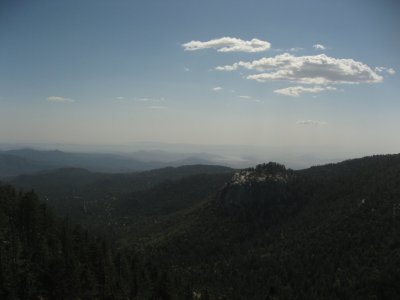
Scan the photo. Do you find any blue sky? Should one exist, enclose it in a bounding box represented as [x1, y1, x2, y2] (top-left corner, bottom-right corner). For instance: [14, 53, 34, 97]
[0, 0, 399, 157]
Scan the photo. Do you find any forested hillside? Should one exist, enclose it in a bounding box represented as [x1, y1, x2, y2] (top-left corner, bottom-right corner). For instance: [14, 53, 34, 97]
[10, 165, 233, 230]
[129, 155, 400, 299]
[0, 184, 198, 299]
[2, 154, 400, 299]
[0, 184, 137, 299]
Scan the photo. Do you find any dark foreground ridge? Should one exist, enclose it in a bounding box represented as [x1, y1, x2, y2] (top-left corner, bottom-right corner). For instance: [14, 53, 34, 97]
[1, 154, 400, 299]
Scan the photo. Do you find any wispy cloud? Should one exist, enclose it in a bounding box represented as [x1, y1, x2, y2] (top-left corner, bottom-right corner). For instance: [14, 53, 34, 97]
[238, 95, 262, 103]
[215, 64, 239, 72]
[216, 53, 382, 85]
[148, 105, 167, 110]
[289, 47, 304, 52]
[274, 86, 336, 97]
[213, 86, 223, 91]
[313, 44, 327, 50]
[375, 66, 396, 75]
[297, 120, 327, 126]
[184, 67, 190, 72]
[182, 37, 271, 53]
[274, 47, 304, 52]
[47, 96, 74, 103]
[135, 97, 165, 102]
[115, 96, 125, 101]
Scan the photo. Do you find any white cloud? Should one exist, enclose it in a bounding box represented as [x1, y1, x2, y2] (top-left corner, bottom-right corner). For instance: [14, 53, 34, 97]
[297, 120, 327, 126]
[136, 97, 165, 102]
[237, 95, 262, 103]
[289, 47, 304, 52]
[184, 67, 190, 72]
[182, 37, 271, 53]
[47, 96, 74, 103]
[116, 96, 125, 100]
[274, 86, 336, 97]
[313, 44, 327, 50]
[375, 66, 396, 75]
[215, 64, 240, 71]
[148, 105, 167, 110]
[274, 47, 304, 52]
[216, 53, 383, 85]
[213, 86, 222, 91]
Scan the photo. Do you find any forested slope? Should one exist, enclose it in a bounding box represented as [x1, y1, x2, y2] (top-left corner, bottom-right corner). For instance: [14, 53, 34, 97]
[2, 155, 400, 299]
[133, 155, 400, 299]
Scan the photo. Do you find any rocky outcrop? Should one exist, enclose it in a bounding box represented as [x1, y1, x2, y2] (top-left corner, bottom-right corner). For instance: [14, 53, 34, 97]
[218, 162, 301, 222]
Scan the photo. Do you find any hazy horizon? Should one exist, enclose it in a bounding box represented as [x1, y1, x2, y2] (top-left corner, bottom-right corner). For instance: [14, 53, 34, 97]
[2, 140, 398, 171]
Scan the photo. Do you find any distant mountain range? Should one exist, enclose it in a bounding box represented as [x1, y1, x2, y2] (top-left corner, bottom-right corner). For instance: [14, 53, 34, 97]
[0, 148, 230, 177]
[1, 141, 361, 170]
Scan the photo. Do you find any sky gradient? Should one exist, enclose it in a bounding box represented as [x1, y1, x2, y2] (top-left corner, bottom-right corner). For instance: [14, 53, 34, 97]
[1, 0, 399, 158]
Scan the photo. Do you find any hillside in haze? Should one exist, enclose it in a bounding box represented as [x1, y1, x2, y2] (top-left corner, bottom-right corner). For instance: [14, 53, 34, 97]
[0, 148, 232, 177]
[2, 154, 400, 299]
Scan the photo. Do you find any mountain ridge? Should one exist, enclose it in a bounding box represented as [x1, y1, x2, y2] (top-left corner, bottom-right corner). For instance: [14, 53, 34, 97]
[0, 148, 230, 177]
[128, 153, 400, 299]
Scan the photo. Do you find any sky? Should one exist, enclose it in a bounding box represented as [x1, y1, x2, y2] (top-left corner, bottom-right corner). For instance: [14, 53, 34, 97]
[0, 0, 399, 159]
